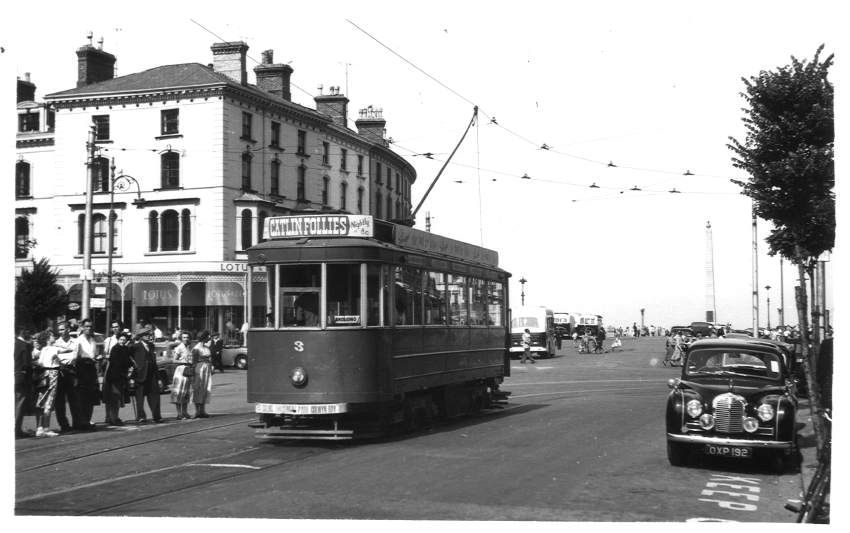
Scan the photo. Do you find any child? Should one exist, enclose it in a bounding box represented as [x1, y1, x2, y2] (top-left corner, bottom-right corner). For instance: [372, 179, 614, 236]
[610, 335, 623, 352]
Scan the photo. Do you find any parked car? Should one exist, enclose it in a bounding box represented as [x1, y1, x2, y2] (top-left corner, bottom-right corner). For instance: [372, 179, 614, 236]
[688, 321, 717, 338]
[665, 337, 798, 471]
[221, 343, 248, 369]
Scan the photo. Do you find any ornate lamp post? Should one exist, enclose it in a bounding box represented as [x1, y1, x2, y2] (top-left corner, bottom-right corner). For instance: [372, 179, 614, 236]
[105, 158, 144, 330]
[765, 285, 772, 331]
[519, 277, 527, 306]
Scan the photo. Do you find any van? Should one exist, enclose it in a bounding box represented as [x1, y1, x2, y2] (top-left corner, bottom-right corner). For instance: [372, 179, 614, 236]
[510, 306, 557, 358]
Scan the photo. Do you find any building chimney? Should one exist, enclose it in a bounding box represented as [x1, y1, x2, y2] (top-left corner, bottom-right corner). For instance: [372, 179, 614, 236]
[355, 106, 388, 145]
[315, 86, 349, 128]
[17, 73, 36, 103]
[253, 49, 294, 100]
[76, 38, 117, 88]
[211, 41, 249, 85]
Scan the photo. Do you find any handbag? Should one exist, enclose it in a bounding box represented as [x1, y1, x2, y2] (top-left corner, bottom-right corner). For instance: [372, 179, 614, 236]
[182, 364, 195, 378]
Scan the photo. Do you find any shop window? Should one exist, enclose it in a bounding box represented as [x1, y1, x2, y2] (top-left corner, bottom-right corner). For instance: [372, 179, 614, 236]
[16, 161, 30, 198]
[92, 157, 110, 192]
[257, 210, 267, 244]
[241, 209, 252, 250]
[447, 274, 468, 325]
[15, 216, 30, 259]
[424, 271, 447, 325]
[394, 265, 422, 325]
[327, 263, 362, 326]
[161, 109, 179, 135]
[161, 152, 180, 188]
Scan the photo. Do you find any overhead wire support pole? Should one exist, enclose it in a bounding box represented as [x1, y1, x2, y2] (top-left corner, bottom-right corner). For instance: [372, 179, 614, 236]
[81, 125, 96, 321]
[412, 106, 478, 219]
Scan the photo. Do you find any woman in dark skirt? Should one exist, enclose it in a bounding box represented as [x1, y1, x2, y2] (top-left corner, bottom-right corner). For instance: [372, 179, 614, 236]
[103, 332, 134, 426]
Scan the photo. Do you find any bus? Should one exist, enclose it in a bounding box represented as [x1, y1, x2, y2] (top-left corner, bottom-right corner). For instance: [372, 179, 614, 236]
[244, 214, 511, 439]
[509, 306, 557, 358]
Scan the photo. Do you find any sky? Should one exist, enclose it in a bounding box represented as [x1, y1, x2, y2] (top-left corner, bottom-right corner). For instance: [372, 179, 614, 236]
[2, 0, 843, 331]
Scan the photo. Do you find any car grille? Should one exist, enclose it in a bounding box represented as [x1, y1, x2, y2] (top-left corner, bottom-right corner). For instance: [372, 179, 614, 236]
[713, 393, 745, 433]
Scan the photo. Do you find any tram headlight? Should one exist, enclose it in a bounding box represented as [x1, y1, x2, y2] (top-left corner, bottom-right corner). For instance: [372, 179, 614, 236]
[290, 366, 308, 388]
[757, 403, 775, 422]
[686, 399, 703, 418]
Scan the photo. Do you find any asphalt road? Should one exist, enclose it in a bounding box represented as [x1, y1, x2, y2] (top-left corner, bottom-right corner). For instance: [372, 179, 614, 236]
[14, 336, 811, 521]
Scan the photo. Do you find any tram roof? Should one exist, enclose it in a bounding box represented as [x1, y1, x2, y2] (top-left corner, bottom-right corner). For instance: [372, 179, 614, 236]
[248, 214, 505, 272]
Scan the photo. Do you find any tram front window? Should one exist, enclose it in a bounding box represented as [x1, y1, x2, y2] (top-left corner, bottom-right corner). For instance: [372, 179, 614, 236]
[280, 265, 320, 327]
[327, 263, 361, 326]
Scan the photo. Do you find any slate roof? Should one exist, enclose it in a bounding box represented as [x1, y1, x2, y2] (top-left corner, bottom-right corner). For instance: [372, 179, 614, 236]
[45, 63, 231, 98]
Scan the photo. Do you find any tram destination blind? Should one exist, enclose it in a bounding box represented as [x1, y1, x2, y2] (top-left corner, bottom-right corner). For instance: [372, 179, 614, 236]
[264, 214, 374, 239]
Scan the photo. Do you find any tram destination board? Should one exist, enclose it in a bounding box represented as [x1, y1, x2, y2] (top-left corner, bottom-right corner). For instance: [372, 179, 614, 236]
[263, 214, 373, 239]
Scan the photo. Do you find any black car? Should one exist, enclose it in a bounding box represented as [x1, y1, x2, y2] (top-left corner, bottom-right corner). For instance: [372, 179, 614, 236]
[666, 338, 798, 471]
[688, 321, 717, 338]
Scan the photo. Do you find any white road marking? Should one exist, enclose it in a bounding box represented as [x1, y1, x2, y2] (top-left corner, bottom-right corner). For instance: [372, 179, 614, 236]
[187, 463, 260, 470]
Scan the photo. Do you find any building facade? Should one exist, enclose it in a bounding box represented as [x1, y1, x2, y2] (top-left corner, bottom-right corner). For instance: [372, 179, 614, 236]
[15, 38, 416, 341]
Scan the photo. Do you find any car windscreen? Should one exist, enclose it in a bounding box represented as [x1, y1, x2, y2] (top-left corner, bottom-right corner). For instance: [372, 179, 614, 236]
[685, 348, 782, 379]
[511, 317, 540, 329]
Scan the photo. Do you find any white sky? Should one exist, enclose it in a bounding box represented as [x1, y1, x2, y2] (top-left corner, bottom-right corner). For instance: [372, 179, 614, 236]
[2, 0, 843, 330]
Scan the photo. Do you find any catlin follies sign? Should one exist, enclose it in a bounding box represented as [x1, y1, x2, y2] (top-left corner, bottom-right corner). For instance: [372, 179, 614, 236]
[264, 215, 374, 239]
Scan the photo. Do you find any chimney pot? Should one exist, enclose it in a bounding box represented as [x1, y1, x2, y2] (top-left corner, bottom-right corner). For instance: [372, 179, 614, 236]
[262, 49, 274, 64]
[211, 41, 250, 85]
[254, 51, 294, 100]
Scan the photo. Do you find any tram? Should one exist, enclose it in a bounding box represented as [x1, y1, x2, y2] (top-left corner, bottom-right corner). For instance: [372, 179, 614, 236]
[244, 214, 511, 440]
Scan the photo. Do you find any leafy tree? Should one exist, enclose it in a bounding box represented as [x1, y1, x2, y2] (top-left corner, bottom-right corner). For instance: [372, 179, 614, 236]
[728, 45, 834, 457]
[15, 258, 69, 332]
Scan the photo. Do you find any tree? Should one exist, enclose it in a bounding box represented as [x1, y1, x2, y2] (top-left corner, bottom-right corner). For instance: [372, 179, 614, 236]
[727, 45, 834, 457]
[15, 258, 70, 332]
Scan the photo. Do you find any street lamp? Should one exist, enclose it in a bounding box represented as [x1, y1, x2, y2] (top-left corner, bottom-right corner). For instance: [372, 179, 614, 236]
[105, 158, 144, 330]
[765, 285, 772, 331]
[519, 277, 527, 306]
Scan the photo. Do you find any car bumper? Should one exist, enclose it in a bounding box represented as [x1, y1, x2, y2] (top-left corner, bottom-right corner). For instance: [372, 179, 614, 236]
[509, 347, 547, 353]
[667, 432, 793, 449]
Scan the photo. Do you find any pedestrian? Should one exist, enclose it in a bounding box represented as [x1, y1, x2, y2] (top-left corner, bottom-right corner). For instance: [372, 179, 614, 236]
[130, 325, 162, 423]
[103, 320, 122, 362]
[103, 331, 134, 426]
[209, 331, 224, 372]
[15, 326, 36, 439]
[633, 323, 639, 338]
[52, 322, 79, 432]
[610, 334, 623, 352]
[32, 329, 74, 437]
[192, 330, 214, 417]
[671, 330, 685, 366]
[663, 331, 674, 366]
[170, 331, 194, 420]
[73, 318, 100, 430]
[520, 328, 535, 364]
[595, 326, 607, 353]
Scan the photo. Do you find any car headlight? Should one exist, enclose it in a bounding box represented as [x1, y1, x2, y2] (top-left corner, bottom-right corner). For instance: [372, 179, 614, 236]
[757, 403, 775, 422]
[686, 399, 703, 418]
[743, 417, 759, 433]
[290, 366, 308, 388]
[699, 413, 715, 429]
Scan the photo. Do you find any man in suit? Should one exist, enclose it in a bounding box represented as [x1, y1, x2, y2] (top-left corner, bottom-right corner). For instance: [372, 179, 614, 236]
[15, 326, 34, 438]
[210, 331, 224, 373]
[130, 326, 162, 423]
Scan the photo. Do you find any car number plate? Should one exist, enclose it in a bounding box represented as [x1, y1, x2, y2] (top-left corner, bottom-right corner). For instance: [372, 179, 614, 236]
[704, 444, 752, 458]
[255, 403, 347, 415]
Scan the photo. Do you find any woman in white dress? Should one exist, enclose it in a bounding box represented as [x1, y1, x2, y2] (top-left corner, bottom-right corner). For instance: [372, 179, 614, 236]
[170, 331, 194, 420]
[191, 330, 213, 418]
[33, 329, 74, 437]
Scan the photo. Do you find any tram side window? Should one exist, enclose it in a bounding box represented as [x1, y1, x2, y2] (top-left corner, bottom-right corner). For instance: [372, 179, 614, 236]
[250, 266, 272, 328]
[280, 264, 321, 327]
[469, 277, 488, 325]
[327, 263, 361, 326]
[447, 274, 468, 325]
[487, 281, 504, 326]
[424, 271, 447, 325]
[394, 266, 422, 325]
[366, 264, 388, 326]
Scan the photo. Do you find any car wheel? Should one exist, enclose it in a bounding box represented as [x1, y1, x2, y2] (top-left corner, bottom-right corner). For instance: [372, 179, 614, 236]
[667, 441, 689, 466]
[235, 354, 247, 369]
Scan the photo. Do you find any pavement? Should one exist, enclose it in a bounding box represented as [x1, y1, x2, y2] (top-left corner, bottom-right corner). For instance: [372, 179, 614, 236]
[794, 399, 831, 521]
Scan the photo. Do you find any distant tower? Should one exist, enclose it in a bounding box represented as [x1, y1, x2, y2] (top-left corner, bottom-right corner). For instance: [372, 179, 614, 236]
[705, 221, 717, 322]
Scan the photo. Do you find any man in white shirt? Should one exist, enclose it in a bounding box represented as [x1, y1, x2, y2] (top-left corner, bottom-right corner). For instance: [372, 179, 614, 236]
[103, 320, 122, 359]
[74, 318, 100, 430]
[53, 322, 80, 431]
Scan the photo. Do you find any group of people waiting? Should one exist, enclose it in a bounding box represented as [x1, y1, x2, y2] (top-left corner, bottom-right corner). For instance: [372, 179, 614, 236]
[14, 318, 218, 439]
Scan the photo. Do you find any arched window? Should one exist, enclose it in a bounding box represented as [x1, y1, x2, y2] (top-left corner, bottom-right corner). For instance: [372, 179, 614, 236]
[92, 213, 107, 254]
[340, 182, 348, 211]
[181, 209, 191, 250]
[15, 216, 30, 259]
[257, 210, 267, 244]
[242, 151, 252, 190]
[16, 161, 30, 198]
[161, 152, 180, 188]
[241, 208, 253, 250]
[92, 157, 110, 192]
[161, 210, 179, 251]
[149, 211, 159, 252]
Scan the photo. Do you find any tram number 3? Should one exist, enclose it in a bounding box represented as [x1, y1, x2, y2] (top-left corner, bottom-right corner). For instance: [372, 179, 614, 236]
[294, 341, 305, 352]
